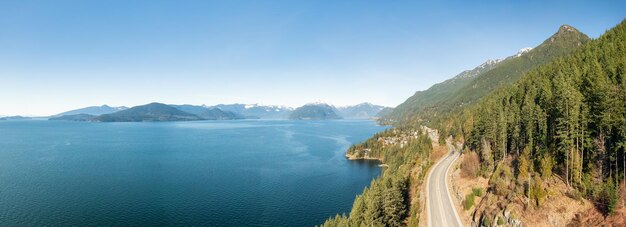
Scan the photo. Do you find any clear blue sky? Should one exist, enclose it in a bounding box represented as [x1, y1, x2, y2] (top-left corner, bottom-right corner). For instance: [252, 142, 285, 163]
[1, 0, 624, 116]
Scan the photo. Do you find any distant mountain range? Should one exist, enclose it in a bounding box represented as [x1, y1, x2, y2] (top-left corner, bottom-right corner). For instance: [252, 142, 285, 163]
[289, 103, 342, 120]
[47, 102, 389, 122]
[53, 105, 127, 117]
[375, 107, 393, 118]
[49, 114, 96, 121]
[199, 108, 242, 120]
[0, 116, 31, 120]
[94, 103, 204, 122]
[212, 104, 293, 119]
[336, 103, 387, 119]
[170, 105, 244, 120]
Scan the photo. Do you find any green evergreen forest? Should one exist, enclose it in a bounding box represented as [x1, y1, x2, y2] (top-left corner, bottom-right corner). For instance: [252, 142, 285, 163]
[322, 128, 433, 226]
[458, 18, 626, 215]
[322, 19, 626, 226]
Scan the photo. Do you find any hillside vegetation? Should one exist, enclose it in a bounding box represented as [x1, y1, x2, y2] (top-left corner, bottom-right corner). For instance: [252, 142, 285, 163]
[451, 19, 626, 223]
[322, 19, 626, 226]
[322, 128, 433, 226]
[386, 25, 590, 126]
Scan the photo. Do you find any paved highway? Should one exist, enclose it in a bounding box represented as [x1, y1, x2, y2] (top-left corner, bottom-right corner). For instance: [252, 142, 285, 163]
[427, 145, 463, 227]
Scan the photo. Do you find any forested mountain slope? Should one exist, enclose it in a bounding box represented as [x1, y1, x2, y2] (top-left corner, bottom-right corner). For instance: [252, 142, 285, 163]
[387, 58, 502, 123]
[454, 19, 626, 223]
[386, 25, 590, 125]
[322, 20, 626, 227]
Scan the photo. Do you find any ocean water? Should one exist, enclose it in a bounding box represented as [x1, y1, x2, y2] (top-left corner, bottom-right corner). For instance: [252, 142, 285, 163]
[0, 119, 386, 226]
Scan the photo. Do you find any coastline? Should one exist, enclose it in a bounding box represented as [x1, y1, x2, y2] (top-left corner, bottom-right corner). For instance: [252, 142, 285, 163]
[345, 153, 388, 168]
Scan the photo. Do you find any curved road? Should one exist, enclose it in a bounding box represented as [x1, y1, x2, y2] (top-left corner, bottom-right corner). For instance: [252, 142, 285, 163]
[427, 144, 463, 227]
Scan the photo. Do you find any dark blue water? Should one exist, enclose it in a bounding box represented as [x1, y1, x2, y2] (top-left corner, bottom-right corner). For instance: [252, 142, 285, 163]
[0, 119, 385, 226]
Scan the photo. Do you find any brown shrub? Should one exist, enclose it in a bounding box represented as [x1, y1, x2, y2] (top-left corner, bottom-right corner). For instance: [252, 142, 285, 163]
[461, 151, 480, 178]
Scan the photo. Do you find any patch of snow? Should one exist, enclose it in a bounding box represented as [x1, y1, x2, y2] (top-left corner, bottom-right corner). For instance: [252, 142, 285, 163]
[307, 100, 331, 106]
[516, 47, 533, 57]
[478, 59, 503, 68]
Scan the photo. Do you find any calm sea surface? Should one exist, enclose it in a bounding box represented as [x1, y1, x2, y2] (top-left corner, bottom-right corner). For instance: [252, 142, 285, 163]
[0, 119, 386, 226]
